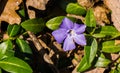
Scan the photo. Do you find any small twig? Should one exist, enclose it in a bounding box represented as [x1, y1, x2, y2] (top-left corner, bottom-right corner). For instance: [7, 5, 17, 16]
[23, 1, 59, 72]
[38, 38, 51, 51]
[104, 55, 120, 73]
[109, 55, 120, 67]
[67, 14, 85, 23]
[27, 31, 43, 51]
[72, 64, 79, 73]
[27, 31, 53, 64]
[38, 39, 55, 58]
[27, 31, 59, 73]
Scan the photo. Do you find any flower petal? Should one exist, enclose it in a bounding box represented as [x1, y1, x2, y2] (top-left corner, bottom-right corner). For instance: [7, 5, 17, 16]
[52, 28, 67, 43]
[63, 35, 76, 51]
[73, 34, 86, 46]
[73, 23, 86, 34]
[60, 17, 74, 29]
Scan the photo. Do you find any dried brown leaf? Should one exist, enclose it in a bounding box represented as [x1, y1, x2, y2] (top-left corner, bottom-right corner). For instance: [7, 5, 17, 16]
[0, 0, 22, 24]
[26, 0, 49, 10]
[72, 65, 105, 73]
[3, 33, 9, 40]
[85, 68, 105, 73]
[26, 0, 49, 18]
[115, 40, 120, 45]
[77, 0, 99, 8]
[111, 53, 119, 61]
[104, 0, 120, 31]
[93, 5, 110, 26]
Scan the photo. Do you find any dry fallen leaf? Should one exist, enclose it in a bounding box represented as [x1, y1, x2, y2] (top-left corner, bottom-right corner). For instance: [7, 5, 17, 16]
[0, 0, 22, 24]
[104, 0, 120, 31]
[3, 33, 9, 40]
[93, 5, 110, 26]
[85, 68, 105, 73]
[115, 40, 120, 45]
[72, 66, 105, 73]
[77, 0, 99, 8]
[72, 67, 105, 73]
[111, 53, 119, 61]
[26, 0, 49, 18]
[26, 0, 49, 10]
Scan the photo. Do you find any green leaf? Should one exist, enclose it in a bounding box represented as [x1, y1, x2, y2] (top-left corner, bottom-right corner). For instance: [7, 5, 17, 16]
[77, 37, 97, 72]
[85, 9, 96, 27]
[66, 3, 86, 15]
[100, 26, 118, 35]
[92, 34, 106, 38]
[95, 56, 111, 67]
[21, 18, 45, 33]
[102, 40, 120, 53]
[110, 69, 119, 73]
[117, 63, 120, 73]
[16, 38, 32, 54]
[118, 64, 120, 70]
[77, 56, 91, 72]
[99, 26, 120, 38]
[85, 38, 98, 63]
[7, 24, 21, 37]
[18, 9, 25, 17]
[0, 68, 2, 73]
[0, 40, 14, 59]
[0, 57, 32, 73]
[93, 26, 120, 38]
[46, 16, 65, 30]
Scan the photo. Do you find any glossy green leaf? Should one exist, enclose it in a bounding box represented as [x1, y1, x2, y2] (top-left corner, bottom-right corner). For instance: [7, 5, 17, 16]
[102, 40, 120, 53]
[0, 40, 14, 59]
[99, 26, 120, 38]
[46, 16, 65, 30]
[118, 64, 120, 69]
[0, 57, 32, 73]
[100, 26, 118, 35]
[93, 26, 120, 38]
[85, 38, 98, 63]
[95, 57, 111, 67]
[110, 69, 119, 73]
[21, 18, 45, 33]
[66, 3, 86, 15]
[0, 68, 1, 73]
[7, 24, 21, 37]
[92, 34, 106, 38]
[77, 56, 91, 72]
[117, 64, 120, 72]
[85, 9, 96, 27]
[77, 37, 97, 72]
[16, 38, 32, 54]
[18, 9, 25, 17]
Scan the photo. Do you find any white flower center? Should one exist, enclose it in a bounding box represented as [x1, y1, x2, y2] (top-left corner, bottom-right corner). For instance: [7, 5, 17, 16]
[68, 29, 76, 37]
[70, 30, 75, 34]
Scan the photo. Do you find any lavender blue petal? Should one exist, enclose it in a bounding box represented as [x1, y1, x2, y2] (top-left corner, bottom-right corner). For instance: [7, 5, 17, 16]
[63, 35, 76, 51]
[52, 28, 67, 43]
[60, 17, 74, 29]
[73, 23, 86, 34]
[73, 34, 86, 46]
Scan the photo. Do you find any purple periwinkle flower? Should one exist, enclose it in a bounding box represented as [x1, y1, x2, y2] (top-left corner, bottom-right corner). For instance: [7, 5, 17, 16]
[52, 17, 86, 51]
